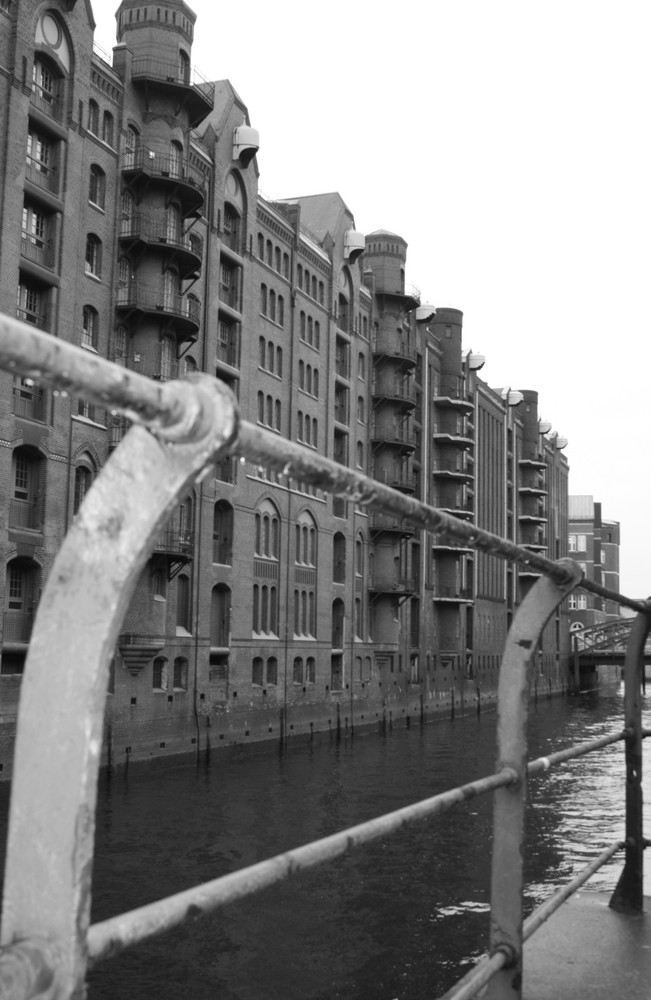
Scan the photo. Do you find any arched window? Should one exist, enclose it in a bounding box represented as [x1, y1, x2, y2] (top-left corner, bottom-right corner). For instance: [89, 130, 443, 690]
[252, 656, 264, 686]
[223, 203, 240, 252]
[269, 289, 276, 322]
[357, 396, 365, 422]
[125, 124, 139, 167]
[210, 585, 231, 647]
[275, 246, 281, 271]
[102, 111, 114, 146]
[293, 657, 303, 684]
[356, 535, 365, 578]
[258, 233, 264, 258]
[3, 557, 41, 661]
[358, 353, 366, 380]
[81, 305, 98, 349]
[333, 533, 346, 583]
[278, 295, 284, 327]
[283, 253, 290, 278]
[313, 369, 319, 398]
[254, 499, 280, 559]
[32, 56, 61, 114]
[213, 500, 233, 564]
[73, 463, 93, 514]
[332, 599, 345, 649]
[266, 239, 273, 265]
[170, 140, 183, 177]
[276, 346, 283, 378]
[152, 657, 168, 691]
[298, 360, 305, 389]
[89, 165, 105, 208]
[10, 446, 45, 530]
[173, 656, 188, 690]
[260, 283, 267, 315]
[166, 204, 180, 242]
[85, 234, 102, 277]
[179, 49, 190, 84]
[88, 99, 99, 134]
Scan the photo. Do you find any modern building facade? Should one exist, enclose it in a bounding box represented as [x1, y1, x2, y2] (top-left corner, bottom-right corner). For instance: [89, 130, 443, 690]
[0, 0, 572, 773]
[568, 495, 621, 631]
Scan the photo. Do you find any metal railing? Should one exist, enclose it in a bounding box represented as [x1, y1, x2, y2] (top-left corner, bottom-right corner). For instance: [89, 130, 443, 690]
[0, 312, 648, 1000]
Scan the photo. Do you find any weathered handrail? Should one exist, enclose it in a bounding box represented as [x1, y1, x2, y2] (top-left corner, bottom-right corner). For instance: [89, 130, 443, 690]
[0, 314, 648, 1000]
[0, 314, 644, 610]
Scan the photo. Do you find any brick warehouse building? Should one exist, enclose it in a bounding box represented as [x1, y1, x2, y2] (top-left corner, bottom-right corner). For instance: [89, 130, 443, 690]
[0, 0, 571, 772]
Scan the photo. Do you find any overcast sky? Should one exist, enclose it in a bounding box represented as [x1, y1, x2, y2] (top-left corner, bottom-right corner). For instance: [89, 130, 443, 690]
[94, 1, 650, 598]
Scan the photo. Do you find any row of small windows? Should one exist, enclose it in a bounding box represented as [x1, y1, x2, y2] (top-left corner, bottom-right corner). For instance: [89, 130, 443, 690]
[257, 392, 282, 432]
[260, 285, 285, 326]
[299, 312, 320, 349]
[257, 235, 290, 278]
[295, 520, 317, 566]
[152, 656, 189, 692]
[252, 583, 278, 635]
[259, 337, 283, 377]
[120, 7, 191, 32]
[254, 505, 280, 559]
[252, 656, 278, 687]
[87, 102, 114, 147]
[7, 445, 97, 531]
[297, 411, 318, 448]
[298, 361, 319, 397]
[294, 589, 316, 637]
[296, 265, 325, 305]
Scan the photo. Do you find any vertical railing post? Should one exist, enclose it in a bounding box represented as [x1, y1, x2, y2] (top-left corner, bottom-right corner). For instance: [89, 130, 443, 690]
[0, 374, 238, 999]
[484, 560, 582, 1000]
[609, 605, 651, 914]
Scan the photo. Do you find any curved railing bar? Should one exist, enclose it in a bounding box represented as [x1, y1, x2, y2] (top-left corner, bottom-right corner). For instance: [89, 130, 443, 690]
[484, 562, 583, 999]
[0, 371, 239, 997]
[0, 316, 645, 613]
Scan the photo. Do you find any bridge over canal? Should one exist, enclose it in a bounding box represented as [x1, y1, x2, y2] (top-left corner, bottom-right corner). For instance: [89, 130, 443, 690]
[572, 618, 651, 687]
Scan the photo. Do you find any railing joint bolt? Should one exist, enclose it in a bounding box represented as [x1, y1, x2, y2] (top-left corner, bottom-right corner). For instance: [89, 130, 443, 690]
[490, 942, 518, 968]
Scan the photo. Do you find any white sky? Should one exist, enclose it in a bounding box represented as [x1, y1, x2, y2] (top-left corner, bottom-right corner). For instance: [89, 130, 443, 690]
[93, 1, 651, 598]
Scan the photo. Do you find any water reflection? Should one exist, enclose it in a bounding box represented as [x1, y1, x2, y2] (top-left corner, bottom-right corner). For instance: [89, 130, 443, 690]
[1, 686, 649, 999]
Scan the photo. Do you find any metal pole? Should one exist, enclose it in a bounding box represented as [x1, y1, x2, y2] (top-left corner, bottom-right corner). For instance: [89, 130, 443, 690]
[609, 605, 651, 913]
[484, 559, 582, 1000]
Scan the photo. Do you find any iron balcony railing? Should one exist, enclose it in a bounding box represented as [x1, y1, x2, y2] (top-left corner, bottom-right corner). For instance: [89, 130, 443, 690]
[29, 84, 63, 123]
[130, 56, 215, 125]
[2, 611, 34, 644]
[0, 312, 648, 1000]
[115, 281, 200, 328]
[20, 233, 55, 270]
[25, 155, 59, 195]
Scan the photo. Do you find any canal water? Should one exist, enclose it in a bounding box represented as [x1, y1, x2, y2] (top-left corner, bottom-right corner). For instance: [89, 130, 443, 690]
[1, 685, 650, 999]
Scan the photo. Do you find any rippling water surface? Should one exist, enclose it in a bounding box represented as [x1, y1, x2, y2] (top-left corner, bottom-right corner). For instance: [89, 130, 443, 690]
[1, 685, 649, 998]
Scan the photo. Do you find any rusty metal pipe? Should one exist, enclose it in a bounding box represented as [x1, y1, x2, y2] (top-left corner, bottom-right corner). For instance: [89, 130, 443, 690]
[523, 841, 623, 941]
[527, 731, 625, 775]
[0, 315, 645, 611]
